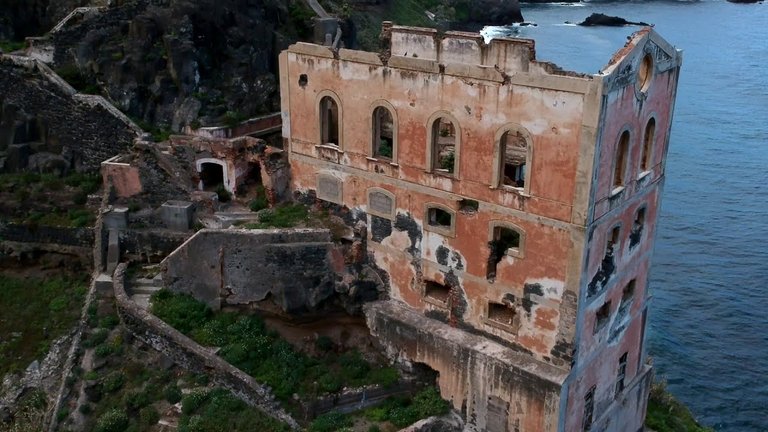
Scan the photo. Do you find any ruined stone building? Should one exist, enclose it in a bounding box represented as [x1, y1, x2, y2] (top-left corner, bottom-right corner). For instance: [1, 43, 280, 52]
[279, 23, 682, 431]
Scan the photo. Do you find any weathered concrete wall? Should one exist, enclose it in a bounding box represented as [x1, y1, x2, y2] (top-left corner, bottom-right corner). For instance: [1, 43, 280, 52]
[161, 229, 337, 312]
[0, 55, 140, 172]
[101, 155, 142, 198]
[563, 29, 683, 432]
[167, 135, 289, 200]
[0, 222, 94, 248]
[279, 27, 600, 365]
[365, 301, 566, 432]
[112, 263, 300, 430]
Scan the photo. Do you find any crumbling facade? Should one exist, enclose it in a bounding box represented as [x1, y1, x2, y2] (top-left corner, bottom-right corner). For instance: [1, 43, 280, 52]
[279, 23, 682, 431]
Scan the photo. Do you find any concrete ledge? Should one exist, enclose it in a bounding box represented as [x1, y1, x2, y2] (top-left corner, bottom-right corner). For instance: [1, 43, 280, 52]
[112, 263, 300, 430]
[339, 49, 383, 66]
[288, 42, 334, 59]
[443, 63, 505, 83]
[364, 300, 567, 431]
[387, 56, 440, 74]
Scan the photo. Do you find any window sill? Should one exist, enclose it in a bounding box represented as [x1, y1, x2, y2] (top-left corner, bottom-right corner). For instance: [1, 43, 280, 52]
[424, 296, 448, 308]
[493, 185, 531, 198]
[427, 169, 457, 179]
[424, 224, 455, 238]
[484, 318, 517, 334]
[610, 186, 625, 198]
[637, 171, 651, 180]
[366, 156, 399, 167]
[315, 144, 344, 153]
[504, 248, 523, 259]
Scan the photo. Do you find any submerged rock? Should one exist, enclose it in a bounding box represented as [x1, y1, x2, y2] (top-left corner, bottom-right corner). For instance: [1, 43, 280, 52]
[579, 13, 650, 27]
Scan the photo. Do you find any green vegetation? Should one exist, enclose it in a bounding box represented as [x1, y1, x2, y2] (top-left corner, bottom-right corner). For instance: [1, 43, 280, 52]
[178, 388, 291, 432]
[362, 387, 450, 427]
[248, 185, 269, 212]
[150, 290, 400, 401]
[0, 171, 100, 226]
[244, 203, 309, 229]
[54, 64, 100, 94]
[0, 39, 26, 53]
[646, 380, 713, 432]
[131, 117, 172, 142]
[306, 387, 450, 431]
[0, 274, 86, 376]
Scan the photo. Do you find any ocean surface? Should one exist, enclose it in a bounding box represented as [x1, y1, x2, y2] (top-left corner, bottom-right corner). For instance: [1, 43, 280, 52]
[487, 1, 768, 430]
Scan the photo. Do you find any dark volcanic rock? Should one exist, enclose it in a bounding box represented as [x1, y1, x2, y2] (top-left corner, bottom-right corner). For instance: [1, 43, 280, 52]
[461, 0, 524, 25]
[48, 0, 313, 132]
[579, 13, 650, 27]
[0, 0, 85, 40]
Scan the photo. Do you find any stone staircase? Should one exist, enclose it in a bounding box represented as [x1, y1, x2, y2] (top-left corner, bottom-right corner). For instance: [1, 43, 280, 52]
[128, 273, 163, 310]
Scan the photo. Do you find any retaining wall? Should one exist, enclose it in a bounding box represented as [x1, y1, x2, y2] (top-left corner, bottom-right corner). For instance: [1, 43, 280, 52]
[112, 263, 301, 430]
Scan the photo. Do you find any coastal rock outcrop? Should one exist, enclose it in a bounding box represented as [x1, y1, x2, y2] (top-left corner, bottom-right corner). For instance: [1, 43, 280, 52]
[578, 13, 650, 27]
[460, 0, 524, 25]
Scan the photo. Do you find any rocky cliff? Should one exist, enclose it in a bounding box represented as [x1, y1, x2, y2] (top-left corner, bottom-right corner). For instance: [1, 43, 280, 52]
[26, 0, 315, 132]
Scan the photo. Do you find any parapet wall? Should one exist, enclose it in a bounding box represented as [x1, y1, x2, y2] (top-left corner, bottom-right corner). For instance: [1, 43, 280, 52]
[365, 300, 567, 432]
[161, 229, 338, 312]
[112, 263, 300, 430]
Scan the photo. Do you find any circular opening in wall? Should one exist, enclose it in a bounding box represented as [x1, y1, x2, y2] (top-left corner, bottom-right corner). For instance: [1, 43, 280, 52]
[637, 54, 653, 92]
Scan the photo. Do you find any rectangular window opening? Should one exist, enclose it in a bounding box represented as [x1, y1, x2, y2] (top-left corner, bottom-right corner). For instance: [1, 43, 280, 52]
[616, 352, 628, 395]
[583, 386, 595, 431]
[594, 301, 611, 333]
[428, 207, 453, 228]
[487, 226, 522, 281]
[424, 280, 450, 304]
[488, 302, 516, 327]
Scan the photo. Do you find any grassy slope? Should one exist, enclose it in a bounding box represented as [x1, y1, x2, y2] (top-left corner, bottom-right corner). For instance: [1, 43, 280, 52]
[0, 274, 86, 376]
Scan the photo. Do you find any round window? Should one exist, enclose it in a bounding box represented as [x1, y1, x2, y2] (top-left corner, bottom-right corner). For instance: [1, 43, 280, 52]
[637, 54, 653, 92]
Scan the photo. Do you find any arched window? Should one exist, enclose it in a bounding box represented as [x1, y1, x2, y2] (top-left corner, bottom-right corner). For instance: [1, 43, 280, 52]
[319, 96, 340, 147]
[640, 118, 655, 172]
[613, 131, 630, 188]
[428, 115, 458, 176]
[372, 105, 395, 160]
[492, 125, 532, 193]
[500, 130, 528, 188]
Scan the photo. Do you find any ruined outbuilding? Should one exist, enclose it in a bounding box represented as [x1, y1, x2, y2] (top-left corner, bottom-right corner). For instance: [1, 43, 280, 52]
[280, 23, 682, 431]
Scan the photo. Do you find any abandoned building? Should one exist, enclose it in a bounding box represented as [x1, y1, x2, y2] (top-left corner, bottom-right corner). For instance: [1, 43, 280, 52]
[279, 23, 682, 431]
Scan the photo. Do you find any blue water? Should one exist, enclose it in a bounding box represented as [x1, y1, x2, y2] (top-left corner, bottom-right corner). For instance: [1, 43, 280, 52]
[487, 2, 768, 430]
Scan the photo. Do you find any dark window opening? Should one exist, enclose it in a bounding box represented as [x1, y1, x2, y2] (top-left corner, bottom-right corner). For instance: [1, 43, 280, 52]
[199, 162, 224, 191]
[614, 131, 630, 188]
[629, 208, 646, 249]
[641, 118, 655, 171]
[427, 207, 452, 228]
[501, 130, 527, 188]
[488, 302, 516, 328]
[622, 280, 636, 303]
[431, 117, 456, 174]
[13, 118, 43, 144]
[320, 96, 339, 146]
[607, 226, 620, 255]
[459, 199, 479, 214]
[299, 74, 308, 87]
[487, 226, 521, 281]
[583, 386, 595, 431]
[424, 280, 450, 304]
[594, 301, 611, 333]
[372, 106, 394, 159]
[616, 352, 628, 395]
